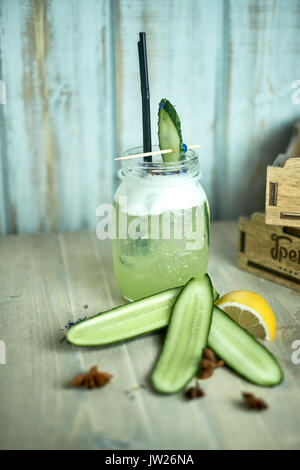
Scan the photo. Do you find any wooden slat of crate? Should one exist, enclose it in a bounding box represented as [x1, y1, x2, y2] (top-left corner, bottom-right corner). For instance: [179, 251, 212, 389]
[273, 123, 300, 168]
[238, 212, 300, 292]
[265, 157, 300, 228]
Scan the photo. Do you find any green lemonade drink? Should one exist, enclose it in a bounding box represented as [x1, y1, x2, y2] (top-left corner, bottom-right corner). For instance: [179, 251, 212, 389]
[113, 201, 209, 301]
[112, 147, 209, 301]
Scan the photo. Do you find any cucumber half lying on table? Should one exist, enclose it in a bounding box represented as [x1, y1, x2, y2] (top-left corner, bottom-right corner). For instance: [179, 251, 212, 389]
[151, 275, 214, 394]
[67, 286, 219, 347]
[67, 287, 181, 347]
[208, 306, 283, 387]
[67, 282, 283, 388]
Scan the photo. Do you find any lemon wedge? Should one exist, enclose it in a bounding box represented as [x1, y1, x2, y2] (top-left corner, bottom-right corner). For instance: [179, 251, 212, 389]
[216, 290, 276, 341]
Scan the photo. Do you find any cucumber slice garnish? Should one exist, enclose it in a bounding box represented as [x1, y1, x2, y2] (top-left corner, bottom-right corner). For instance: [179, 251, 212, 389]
[208, 306, 283, 387]
[67, 286, 219, 346]
[158, 98, 184, 162]
[151, 275, 214, 394]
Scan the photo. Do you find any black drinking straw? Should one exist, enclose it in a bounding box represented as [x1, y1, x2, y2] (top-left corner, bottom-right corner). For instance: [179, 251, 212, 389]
[138, 32, 152, 162]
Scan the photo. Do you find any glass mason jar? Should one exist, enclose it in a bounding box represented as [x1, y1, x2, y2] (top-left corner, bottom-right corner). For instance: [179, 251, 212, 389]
[112, 146, 210, 301]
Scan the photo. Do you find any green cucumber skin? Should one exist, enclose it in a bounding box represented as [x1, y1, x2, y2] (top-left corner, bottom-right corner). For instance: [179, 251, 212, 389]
[67, 285, 219, 347]
[158, 98, 184, 162]
[212, 287, 219, 301]
[67, 287, 181, 347]
[208, 306, 283, 387]
[67, 285, 282, 387]
[151, 275, 214, 394]
[204, 199, 210, 246]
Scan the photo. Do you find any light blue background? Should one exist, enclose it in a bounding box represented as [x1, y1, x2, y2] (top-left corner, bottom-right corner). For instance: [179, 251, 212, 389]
[1, 0, 300, 235]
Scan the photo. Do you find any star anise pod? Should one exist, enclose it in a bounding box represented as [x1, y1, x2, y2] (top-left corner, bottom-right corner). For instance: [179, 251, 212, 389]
[186, 380, 205, 400]
[198, 348, 225, 379]
[203, 348, 216, 362]
[70, 365, 113, 389]
[242, 392, 268, 410]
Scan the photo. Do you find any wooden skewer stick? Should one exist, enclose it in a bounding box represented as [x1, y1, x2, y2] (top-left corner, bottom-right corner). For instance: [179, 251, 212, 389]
[115, 144, 201, 161]
[186, 144, 201, 150]
[115, 149, 173, 161]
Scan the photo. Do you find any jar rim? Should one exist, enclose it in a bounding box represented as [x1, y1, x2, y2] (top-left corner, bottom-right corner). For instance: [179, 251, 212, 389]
[120, 145, 201, 175]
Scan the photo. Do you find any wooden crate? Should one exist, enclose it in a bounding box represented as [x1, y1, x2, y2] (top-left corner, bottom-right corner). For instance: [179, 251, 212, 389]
[237, 212, 300, 292]
[265, 123, 300, 228]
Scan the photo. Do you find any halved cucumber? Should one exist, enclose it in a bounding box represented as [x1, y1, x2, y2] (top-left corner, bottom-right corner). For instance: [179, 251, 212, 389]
[151, 275, 214, 394]
[67, 285, 283, 387]
[208, 306, 283, 387]
[67, 288, 181, 346]
[67, 286, 219, 346]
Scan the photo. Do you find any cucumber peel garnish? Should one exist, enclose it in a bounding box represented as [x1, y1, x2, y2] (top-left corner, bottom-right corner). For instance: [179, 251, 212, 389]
[158, 98, 185, 162]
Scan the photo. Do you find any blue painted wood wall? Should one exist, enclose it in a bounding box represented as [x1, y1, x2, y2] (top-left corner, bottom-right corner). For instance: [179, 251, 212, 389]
[1, 0, 300, 235]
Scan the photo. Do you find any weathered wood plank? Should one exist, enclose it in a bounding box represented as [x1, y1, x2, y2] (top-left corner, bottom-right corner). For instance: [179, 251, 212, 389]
[222, 0, 300, 219]
[208, 221, 300, 450]
[115, 0, 222, 211]
[0, 233, 94, 449]
[1, 223, 300, 449]
[57, 231, 153, 448]
[1, 0, 300, 234]
[0, 0, 115, 235]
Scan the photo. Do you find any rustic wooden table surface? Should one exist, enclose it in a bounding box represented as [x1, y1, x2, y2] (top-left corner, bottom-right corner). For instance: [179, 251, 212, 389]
[0, 221, 300, 450]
